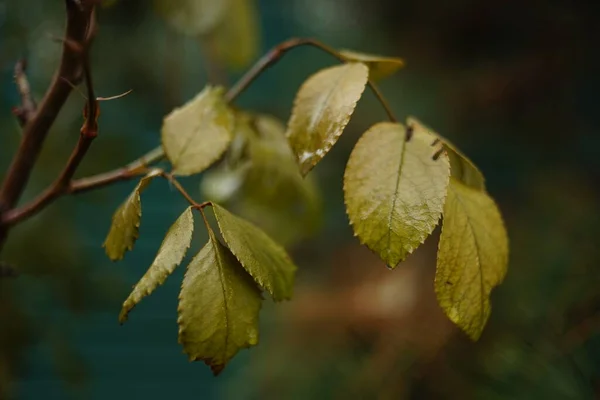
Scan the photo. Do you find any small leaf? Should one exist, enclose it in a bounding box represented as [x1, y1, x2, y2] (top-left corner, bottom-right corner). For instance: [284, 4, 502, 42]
[178, 229, 262, 375]
[435, 178, 509, 340]
[162, 86, 234, 176]
[344, 122, 450, 268]
[154, 0, 228, 36]
[204, 0, 260, 70]
[286, 63, 369, 176]
[339, 49, 405, 81]
[407, 116, 485, 190]
[119, 207, 194, 323]
[103, 170, 162, 261]
[211, 203, 297, 301]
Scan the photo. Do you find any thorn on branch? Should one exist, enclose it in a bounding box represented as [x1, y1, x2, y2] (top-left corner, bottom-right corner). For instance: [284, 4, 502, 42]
[13, 59, 37, 127]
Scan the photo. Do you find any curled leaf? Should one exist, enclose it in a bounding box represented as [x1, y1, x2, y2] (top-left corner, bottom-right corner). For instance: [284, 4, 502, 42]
[119, 207, 194, 323]
[435, 178, 509, 340]
[339, 49, 405, 81]
[211, 203, 297, 301]
[103, 170, 162, 261]
[178, 228, 262, 375]
[344, 122, 450, 268]
[407, 116, 485, 190]
[162, 86, 234, 176]
[286, 62, 369, 176]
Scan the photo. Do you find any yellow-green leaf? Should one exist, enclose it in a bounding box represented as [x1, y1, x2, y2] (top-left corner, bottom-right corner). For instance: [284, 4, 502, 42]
[103, 170, 162, 261]
[286, 63, 369, 176]
[154, 0, 228, 37]
[344, 122, 450, 268]
[162, 86, 234, 176]
[204, 0, 260, 70]
[119, 207, 194, 323]
[407, 116, 485, 190]
[177, 229, 262, 375]
[339, 49, 405, 81]
[435, 178, 509, 340]
[211, 203, 297, 301]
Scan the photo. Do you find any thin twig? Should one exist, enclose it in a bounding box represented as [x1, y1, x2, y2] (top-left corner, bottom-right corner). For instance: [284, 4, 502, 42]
[0, 0, 95, 252]
[3, 147, 165, 226]
[12, 59, 37, 127]
[159, 172, 200, 207]
[225, 37, 397, 122]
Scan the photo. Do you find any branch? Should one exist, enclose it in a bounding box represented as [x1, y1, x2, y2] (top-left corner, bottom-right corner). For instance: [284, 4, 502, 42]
[3, 147, 165, 226]
[12, 59, 37, 127]
[225, 37, 397, 122]
[0, 0, 95, 251]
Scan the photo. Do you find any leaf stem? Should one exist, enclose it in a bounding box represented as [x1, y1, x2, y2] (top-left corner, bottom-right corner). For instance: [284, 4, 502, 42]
[225, 37, 397, 122]
[159, 172, 201, 208]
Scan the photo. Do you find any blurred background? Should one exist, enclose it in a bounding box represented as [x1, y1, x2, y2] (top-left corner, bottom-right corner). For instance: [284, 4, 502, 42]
[1, 0, 600, 398]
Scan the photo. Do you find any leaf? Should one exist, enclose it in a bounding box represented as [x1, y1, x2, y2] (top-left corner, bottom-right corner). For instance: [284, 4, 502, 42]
[435, 178, 509, 340]
[178, 229, 262, 375]
[204, 0, 260, 70]
[339, 49, 405, 81]
[407, 116, 485, 190]
[103, 170, 162, 261]
[162, 86, 234, 176]
[286, 62, 369, 176]
[211, 203, 297, 301]
[119, 207, 194, 323]
[154, 0, 229, 37]
[344, 122, 450, 268]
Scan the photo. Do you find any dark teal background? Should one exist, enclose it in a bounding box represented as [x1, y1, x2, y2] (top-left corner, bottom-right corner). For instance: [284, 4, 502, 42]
[2, 0, 600, 399]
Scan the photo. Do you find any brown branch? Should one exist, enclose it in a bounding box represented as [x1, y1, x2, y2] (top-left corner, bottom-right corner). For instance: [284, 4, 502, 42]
[225, 37, 397, 122]
[3, 147, 165, 226]
[0, 0, 95, 252]
[12, 59, 37, 127]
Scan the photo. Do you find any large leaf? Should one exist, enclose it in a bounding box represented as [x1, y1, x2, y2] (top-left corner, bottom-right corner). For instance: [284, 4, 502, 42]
[211, 203, 297, 301]
[344, 122, 450, 268]
[205, 0, 260, 70]
[407, 116, 485, 190]
[435, 178, 509, 340]
[177, 229, 262, 375]
[119, 207, 194, 323]
[162, 86, 234, 176]
[154, 0, 229, 37]
[103, 170, 162, 261]
[286, 63, 369, 176]
[339, 49, 405, 81]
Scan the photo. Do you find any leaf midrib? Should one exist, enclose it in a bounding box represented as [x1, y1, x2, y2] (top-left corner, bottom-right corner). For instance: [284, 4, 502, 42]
[386, 131, 408, 263]
[450, 183, 486, 332]
[306, 65, 356, 140]
[211, 236, 230, 361]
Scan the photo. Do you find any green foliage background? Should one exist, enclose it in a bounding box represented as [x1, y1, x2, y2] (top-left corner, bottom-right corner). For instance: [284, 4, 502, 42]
[1, 0, 600, 398]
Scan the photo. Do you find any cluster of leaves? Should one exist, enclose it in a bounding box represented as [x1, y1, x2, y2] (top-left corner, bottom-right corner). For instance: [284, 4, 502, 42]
[100, 3, 508, 374]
